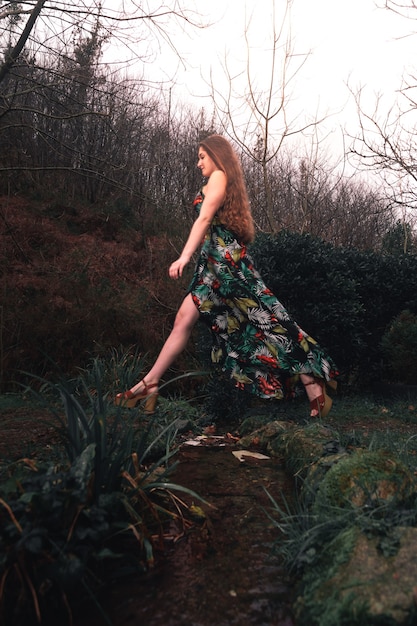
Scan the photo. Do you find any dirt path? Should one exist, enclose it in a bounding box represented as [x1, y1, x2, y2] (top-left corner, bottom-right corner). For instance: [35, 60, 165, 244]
[76, 442, 296, 626]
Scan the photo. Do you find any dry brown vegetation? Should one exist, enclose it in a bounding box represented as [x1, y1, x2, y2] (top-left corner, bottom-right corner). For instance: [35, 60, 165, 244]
[0, 194, 193, 391]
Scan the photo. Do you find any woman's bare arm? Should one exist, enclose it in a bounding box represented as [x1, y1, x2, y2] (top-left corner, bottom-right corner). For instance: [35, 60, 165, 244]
[169, 170, 227, 279]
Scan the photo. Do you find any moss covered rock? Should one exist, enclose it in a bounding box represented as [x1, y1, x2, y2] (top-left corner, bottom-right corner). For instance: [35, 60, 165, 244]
[237, 420, 293, 455]
[296, 526, 417, 625]
[302, 451, 350, 506]
[313, 449, 416, 516]
[280, 423, 342, 477]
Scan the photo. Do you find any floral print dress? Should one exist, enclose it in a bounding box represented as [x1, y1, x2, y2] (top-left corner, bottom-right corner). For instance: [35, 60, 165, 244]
[188, 190, 339, 399]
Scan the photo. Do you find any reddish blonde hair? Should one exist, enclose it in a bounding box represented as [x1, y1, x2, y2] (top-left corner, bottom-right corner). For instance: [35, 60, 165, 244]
[199, 135, 255, 243]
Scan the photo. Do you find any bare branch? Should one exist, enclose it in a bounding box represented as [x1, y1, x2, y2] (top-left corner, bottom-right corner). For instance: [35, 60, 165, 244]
[0, 0, 46, 85]
[207, 0, 329, 232]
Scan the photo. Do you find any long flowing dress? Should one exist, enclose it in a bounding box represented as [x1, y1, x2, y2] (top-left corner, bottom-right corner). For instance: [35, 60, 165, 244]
[188, 190, 339, 400]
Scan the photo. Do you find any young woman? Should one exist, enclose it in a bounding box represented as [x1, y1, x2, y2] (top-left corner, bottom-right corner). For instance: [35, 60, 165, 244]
[115, 134, 338, 416]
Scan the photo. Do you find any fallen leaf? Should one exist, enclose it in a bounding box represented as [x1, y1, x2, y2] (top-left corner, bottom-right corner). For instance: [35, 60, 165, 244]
[232, 450, 270, 462]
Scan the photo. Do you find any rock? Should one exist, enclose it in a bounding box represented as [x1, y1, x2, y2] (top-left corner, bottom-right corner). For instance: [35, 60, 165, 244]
[296, 526, 417, 625]
[302, 451, 350, 506]
[312, 449, 417, 517]
[240, 420, 417, 625]
[237, 420, 291, 454]
[279, 423, 342, 477]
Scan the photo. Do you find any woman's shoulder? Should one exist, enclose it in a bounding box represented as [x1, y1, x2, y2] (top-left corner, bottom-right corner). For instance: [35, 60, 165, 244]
[202, 170, 227, 205]
[207, 169, 227, 187]
[201, 169, 226, 190]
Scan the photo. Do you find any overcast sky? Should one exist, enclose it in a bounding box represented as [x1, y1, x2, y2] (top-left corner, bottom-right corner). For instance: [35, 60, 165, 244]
[135, 0, 415, 166]
[99, 0, 417, 175]
[179, 1, 412, 103]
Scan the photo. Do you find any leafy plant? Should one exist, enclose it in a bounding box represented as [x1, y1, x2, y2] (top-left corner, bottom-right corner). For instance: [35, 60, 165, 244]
[263, 489, 354, 574]
[0, 363, 206, 625]
[75, 347, 149, 402]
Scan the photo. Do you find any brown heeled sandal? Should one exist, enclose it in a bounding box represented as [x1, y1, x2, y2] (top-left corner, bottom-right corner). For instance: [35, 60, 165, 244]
[114, 380, 159, 414]
[304, 379, 334, 418]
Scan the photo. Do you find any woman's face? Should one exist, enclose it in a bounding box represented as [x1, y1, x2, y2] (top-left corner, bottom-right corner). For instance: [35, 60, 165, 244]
[197, 148, 217, 178]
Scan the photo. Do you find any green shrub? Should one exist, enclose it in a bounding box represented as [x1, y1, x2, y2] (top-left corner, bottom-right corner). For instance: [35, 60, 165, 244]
[250, 231, 417, 388]
[380, 310, 417, 384]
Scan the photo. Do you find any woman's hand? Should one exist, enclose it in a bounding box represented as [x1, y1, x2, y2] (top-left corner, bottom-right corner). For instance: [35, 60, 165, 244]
[169, 256, 189, 279]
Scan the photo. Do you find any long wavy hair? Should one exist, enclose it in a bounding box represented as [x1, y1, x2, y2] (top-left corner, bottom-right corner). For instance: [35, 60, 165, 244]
[199, 135, 255, 244]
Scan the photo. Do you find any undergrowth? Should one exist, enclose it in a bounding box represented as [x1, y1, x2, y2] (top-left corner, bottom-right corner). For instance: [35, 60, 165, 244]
[0, 352, 206, 626]
[263, 393, 417, 626]
[1, 357, 417, 624]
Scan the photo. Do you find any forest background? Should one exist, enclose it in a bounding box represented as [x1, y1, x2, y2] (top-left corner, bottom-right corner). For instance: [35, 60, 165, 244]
[1, 0, 417, 396]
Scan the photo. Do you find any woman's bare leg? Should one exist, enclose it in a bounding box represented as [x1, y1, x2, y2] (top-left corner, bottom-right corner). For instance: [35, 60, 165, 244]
[300, 373, 334, 418]
[300, 373, 323, 417]
[129, 293, 199, 394]
[300, 373, 321, 401]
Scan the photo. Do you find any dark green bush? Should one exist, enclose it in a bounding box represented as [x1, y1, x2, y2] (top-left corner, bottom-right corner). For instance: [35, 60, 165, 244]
[250, 231, 417, 388]
[380, 310, 417, 384]
[250, 231, 364, 382]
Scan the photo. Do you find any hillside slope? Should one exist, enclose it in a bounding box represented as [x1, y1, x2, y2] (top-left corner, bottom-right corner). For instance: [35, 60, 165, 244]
[0, 195, 189, 390]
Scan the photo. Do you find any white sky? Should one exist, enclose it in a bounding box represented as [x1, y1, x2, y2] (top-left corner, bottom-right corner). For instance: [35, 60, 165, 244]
[141, 0, 416, 168]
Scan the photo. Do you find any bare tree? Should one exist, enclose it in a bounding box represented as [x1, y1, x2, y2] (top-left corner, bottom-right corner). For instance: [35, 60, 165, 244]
[0, 0, 46, 84]
[0, 1, 207, 204]
[348, 1, 417, 243]
[243, 140, 391, 249]
[208, 0, 328, 232]
[0, 1, 203, 86]
[349, 84, 417, 211]
[348, 71, 417, 253]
